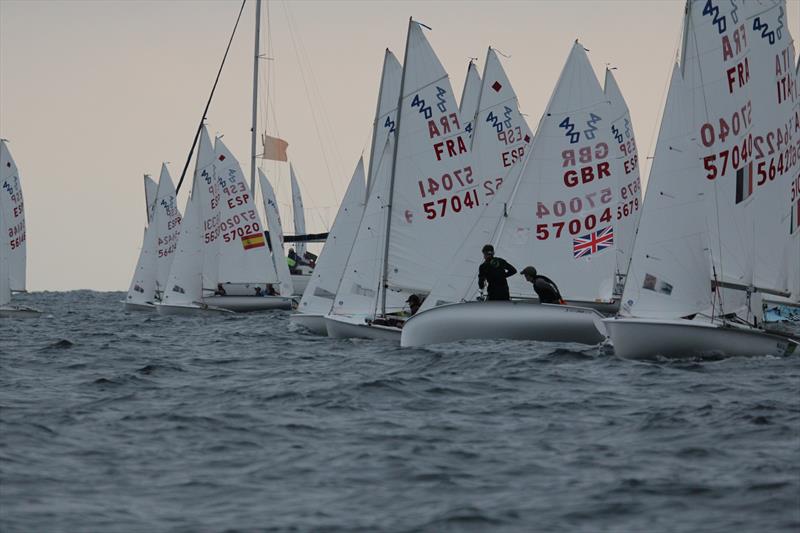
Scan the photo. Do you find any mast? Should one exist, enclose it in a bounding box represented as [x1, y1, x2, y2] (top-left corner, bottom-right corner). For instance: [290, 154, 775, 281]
[249, 0, 262, 195]
[379, 18, 412, 317]
[365, 48, 391, 196]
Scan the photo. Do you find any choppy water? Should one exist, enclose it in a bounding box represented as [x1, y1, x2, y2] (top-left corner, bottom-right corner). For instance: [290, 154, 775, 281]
[1, 291, 798, 532]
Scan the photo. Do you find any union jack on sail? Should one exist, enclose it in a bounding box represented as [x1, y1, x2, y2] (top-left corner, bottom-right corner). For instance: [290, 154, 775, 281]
[572, 225, 614, 258]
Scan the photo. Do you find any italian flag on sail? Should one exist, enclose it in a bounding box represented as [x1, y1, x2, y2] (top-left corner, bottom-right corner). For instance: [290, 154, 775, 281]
[241, 233, 266, 250]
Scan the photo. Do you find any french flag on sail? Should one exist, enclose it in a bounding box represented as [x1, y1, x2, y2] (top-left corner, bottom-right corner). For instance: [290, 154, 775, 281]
[735, 161, 754, 204]
[573, 226, 614, 258]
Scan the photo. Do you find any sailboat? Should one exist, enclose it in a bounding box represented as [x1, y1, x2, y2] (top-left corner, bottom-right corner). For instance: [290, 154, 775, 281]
[604, 0, 798, 359]
[402, 42, 632, 347]
[286, 164, 313, 296]
[258, 169, 295, 298]
[157, 126, 232, 316]
[325, 20, 493, 340]
[124, 164, 182, 311]
[200, 136, 292, 311]
[291, 48, 401, 334]
[0, 140, 40, 318]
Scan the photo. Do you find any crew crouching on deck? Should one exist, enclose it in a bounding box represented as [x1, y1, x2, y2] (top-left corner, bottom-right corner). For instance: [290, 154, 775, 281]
[478, 244, 517, 301]
[521, 266, 565, 304]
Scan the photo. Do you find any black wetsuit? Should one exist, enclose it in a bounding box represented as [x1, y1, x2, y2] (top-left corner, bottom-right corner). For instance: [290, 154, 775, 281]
[531, 275, 563, 304]
[478, 257, 517, 301]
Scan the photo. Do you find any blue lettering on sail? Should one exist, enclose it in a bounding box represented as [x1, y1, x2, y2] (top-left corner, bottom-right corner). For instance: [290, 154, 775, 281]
[411, 94, 432, 119]
[583, 113, 602, 140]
[486, 111, 503, 133]
[559, 117, 580, 144]
[384, 116, 396, 133]
[435, 87, 447, 113]
[503, 106, 513, 129]
[702, 0, 727, 35]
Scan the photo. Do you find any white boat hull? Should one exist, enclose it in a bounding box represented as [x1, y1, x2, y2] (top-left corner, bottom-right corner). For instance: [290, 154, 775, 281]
[324, 315, 401, 341]
[155, 302, 234, 316]
[123, 301, 155, 312]
[202, 295, 292, 312]
[291, 274, 310, 296]
[604, 317, 799, 360]
[401, 301, 607, 348]
[289, 313, 327, 335]
[0, 305, 42, 318]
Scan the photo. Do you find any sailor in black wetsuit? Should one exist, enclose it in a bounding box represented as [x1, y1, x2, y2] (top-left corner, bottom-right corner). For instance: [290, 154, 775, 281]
[521, 266, 565, 304]
[478, 244, 517, 301]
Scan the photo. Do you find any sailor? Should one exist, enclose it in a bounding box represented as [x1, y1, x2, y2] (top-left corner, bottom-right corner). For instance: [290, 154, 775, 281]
[287, 248, 300, 274]
[254, 286, 263, 297]
[406, 294, 423, 315]
[214, 283, 227, 296]
[520, 266, 565, 304]
[266, 284, 278, 296]
[478, 244, 517, 301]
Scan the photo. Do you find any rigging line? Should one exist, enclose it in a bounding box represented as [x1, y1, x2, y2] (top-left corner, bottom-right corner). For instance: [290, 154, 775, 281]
[175, 0, 247, 195]
[280, 1, 339, 205]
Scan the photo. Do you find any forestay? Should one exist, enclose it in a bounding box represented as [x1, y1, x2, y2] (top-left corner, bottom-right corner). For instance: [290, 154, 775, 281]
[289, 164, 307, 256]
[620, 64, 713, 319]
[298, 158, 366, 316]
[215, 136, 276, 285]
[0, 140, 27, 292]
[604, 69, 643, 282]
[366, 49, 402, 195]
[259, 170, 294, 296]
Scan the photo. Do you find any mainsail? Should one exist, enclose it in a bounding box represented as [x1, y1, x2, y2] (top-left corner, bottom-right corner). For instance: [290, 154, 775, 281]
[0, 140, 27, 293]
[366, 49, 402, 195]
[152, 164, 182, 295]
[144, 174, 158, 224]
[604, 68, 643, 284]
[459, 59, 482, 137]
[215, 136, 277, 285]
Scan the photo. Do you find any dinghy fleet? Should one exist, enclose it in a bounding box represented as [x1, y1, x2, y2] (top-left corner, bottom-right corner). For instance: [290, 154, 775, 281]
[3, 0, 799, 360]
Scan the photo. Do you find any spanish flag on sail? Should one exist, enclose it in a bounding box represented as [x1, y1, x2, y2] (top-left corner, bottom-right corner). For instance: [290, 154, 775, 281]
[242, 233, 266, 250]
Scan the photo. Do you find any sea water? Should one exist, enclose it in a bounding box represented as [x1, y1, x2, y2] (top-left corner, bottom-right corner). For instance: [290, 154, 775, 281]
[1, 291, 798, 532]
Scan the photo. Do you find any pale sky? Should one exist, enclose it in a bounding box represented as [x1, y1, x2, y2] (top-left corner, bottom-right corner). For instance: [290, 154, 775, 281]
[1, 0, 798, 291]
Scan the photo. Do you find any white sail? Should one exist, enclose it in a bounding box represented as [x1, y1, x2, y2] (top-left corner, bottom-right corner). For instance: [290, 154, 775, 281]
[497, 41, 621, 303]
[743, 0, 796, 298]
[214, 136, 276, 284]
[289, 164, 307, 256]
[152, 164, 182, 295]
[604, 68, 643, 284]
[298, 157, 366, 316]
[0, 140, 27, 292]
[791, 55, 800, 303]
[125, 223, 158, 306]
[193, 126, 222, 292]
[144, 174, 158, 224]
[459, 59, 482, 137]
[259, 169, 294, 296]
[681, 0, 756, 315]
[366, 49, 402, 194]
[383, 21, 489, 303]
[620, 64, 713, 318]
[0, 211, 11, 306]
[331, 138, 407, 315]
[162, 194, 203, 306]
